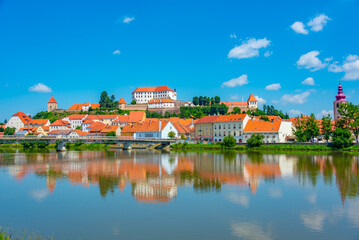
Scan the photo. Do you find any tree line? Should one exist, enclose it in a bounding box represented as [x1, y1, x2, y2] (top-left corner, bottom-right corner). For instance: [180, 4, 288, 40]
[293, 102, 359, 148]
[192, 96, 220, 106]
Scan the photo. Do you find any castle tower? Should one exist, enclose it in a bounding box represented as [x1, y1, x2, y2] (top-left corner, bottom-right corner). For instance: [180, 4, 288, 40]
[247, 93, 258, 110]
[118, 97, 127, 110]
[47, 96, 57, 112]
[333, 82, 348, 120]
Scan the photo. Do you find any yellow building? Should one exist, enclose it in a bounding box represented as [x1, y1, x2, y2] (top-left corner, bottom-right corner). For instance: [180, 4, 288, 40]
[194, 116, 219, 141]
[36, 126, 50, 136]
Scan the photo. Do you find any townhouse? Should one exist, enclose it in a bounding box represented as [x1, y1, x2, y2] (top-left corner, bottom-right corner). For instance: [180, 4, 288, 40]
[194, 115, 219, 141]
[122, 120, 178, 139]
[49, 120, 71, 132]
[6, 112, 33, 132]
[243, 118, 293, 143]
[63, 114, 88, 129]
[213, 114, 250, 143]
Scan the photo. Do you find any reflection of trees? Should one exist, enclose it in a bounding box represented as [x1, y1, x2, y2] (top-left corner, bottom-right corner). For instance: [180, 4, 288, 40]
[98, 176, 120, 197]
[180, 171, 221, 193]
[296, 155, 321, 186]
[295, 153, 359, 202]
[247, 152, 264, 164]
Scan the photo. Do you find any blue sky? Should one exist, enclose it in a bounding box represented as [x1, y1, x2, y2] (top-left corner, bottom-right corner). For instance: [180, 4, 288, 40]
[1, 0, 359, 121]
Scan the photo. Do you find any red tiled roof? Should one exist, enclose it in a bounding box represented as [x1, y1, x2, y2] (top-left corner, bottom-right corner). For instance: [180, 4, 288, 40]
[195, 115, 219, 124]
[13, 112, 33, 125]
[68, 114, 87, 120]
[119, 97, 126, 104]
[247, 93, 257, 102]
[32, 119, 49, 125]
[128, 111, 146, 122]
[220, 101, 247, 106]
[215, 114, 247, 123]
[50, 120, 71, 127]
[122, 120, 169, 133]
[101, 125, 119, 133]
[244, 120, 281, 132]
[48, 96, 57, 103]
[132, 86, 174, 93]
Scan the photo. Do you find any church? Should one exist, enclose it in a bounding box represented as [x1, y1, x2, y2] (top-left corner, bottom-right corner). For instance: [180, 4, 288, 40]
[333, 82, 348, 120]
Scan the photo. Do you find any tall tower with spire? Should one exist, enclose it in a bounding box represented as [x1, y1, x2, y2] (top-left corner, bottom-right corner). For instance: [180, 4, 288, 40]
[47, 96, 58, 112]
[333, 82, 348, 120]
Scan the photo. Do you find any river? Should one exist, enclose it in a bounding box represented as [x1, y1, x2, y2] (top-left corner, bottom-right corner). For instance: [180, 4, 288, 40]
[0, 149, 359, 239]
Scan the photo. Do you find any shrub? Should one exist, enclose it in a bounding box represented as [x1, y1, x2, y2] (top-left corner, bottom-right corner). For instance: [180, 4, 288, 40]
[222, 135, 236, 148]
[332, 128, 353, 149]
[106, 131, 116, 137]
[247, 134, 265, 148]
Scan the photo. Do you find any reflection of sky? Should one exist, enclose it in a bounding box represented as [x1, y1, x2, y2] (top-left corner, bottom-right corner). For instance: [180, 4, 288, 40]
[0, 150, 359, 239]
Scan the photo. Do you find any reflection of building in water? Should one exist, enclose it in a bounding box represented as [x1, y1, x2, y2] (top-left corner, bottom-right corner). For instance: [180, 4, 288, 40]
[133, 176, 177, 203]
[4, 151, 359, 203]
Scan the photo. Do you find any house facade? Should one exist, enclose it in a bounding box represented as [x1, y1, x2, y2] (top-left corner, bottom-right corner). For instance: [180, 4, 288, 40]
[6, 112, 33, 132]
[148, 99, 175, 109]
[194, 116, 219, 141]
[213, 114, 250, 143]
[220, 94, 258, 113]
[49, 120, 71, 132]
[132, 86, 177, 104]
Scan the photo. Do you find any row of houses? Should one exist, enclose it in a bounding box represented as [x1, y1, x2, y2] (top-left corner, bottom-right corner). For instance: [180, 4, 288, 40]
[194, 114, 293, 143]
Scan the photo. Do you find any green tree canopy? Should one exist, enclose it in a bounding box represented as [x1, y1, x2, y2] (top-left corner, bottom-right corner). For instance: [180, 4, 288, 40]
[168, 131, 176, 139]
[321, 115, 333, 142]
[222, 135, 236, 148]
[4, 127, 16, 135]
[338, 102, 359, 142]
[247, 134, 265, 148]
[332, 128, 353, 149]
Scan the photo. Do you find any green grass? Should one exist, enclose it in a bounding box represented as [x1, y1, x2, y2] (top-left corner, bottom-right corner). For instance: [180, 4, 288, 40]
[0, 227, 52, 240]
[171, 143, 359, 152]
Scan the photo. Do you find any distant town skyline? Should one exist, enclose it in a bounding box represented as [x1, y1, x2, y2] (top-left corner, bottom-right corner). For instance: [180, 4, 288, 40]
[1, 0, 359, 121]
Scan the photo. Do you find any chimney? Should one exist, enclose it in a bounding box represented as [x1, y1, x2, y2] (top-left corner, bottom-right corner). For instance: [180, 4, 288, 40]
[159, 120, 162, 131]
[271, 118, 274, 123]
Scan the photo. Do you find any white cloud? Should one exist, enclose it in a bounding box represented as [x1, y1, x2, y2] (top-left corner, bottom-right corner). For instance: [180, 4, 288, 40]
[306, 194, 317, 204]
[289, 109, 302, 117]
[301, 77, 315, 85]
[316, 110, 334, 118]
[225, 192, 249, 207]
[268, 188, 282, 199]
[307, 14, 331, 32]
[228, 38, 270, 59]
[297, 51, 327, 71]
[230, 33, 237, 39]
[222, 74, 248, 87]
[113, 50, 121, 55]
[300, 211, 327, 232]
[30, 189, 48, 202]
[123, 16, 135, 23]
[28, 83, 52, 93]
[255, 96, 266, 105]
[264, 51, 273, 57]
[291, 21, 308, 34]
[281, 91, 311, 104]
[230, 94, 239, 100]
[265, 83, 281, 90]
[231, 222, 272, 240]
[329, 55, 359, 80]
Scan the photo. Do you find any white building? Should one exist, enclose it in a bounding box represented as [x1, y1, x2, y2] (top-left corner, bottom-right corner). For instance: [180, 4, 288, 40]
[49, 120, 71, 132]
[148, 99, 175, 108]
[6, 112, 33, 132]
[243, 118, 293, 143]
[132, 86, 177, 104]
[133, 120, 178, 139]
[62, 114, 88, 129]
[213, 114, 250, 143]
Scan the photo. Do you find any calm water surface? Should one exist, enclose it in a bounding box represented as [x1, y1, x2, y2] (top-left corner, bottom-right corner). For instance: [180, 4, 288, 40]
[1, 149, 359, 240]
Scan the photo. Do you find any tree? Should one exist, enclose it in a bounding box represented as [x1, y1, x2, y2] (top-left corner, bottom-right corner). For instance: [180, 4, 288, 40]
[222, 135, 236, 148]
[231, 107, 242, 114]
[131, 100, 136, 105]
[4, 127, 16, 135]
[76, 126, 81, 130]
[199, 96, 204, 106]
[214, 96, 220, 104]
[106, 131, 116, 137]
[99, 91, 110, 108]
[293, 116, 306, 142]
[321, 115, 332, 142]
[218, 103, 228, 115]
[338, 102, 359, 142]
[0, 128, 4, 132]
[193, 96, 199, 106]
[304, 114, 320, 142]
[181, 134, 186, 139]
[332, 128, 353, 149]
[4, 119, 7, 124]
[210, 97, 215, 105]
[247, 134, 265, 147]
[260, 116, 270, 121]
[168, 131, 176, 139]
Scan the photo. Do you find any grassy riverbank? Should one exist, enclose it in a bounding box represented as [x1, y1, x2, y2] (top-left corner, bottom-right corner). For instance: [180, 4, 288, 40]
[0, 142, 111, 151]
[0, 228, 52, 240]
[171, 143, 359, 152]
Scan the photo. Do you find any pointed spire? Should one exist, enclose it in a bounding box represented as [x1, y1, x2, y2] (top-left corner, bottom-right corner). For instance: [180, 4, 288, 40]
[335, 82, 348, 102]
[48, 96, 57, 103]
[247, 93, 257, 102]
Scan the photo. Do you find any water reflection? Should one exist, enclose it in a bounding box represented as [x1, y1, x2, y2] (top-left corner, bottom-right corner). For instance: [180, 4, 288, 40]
[1, 150, 359, 204]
